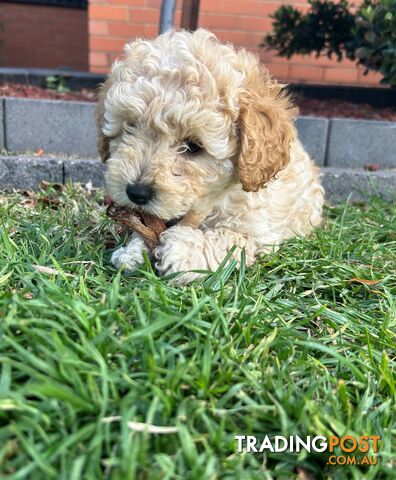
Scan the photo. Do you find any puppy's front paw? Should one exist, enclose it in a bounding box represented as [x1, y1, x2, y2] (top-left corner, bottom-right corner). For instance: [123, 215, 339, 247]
[111, 234, 148, 272]
[111, 248, 140, 271]
[153, 226, 208, 285]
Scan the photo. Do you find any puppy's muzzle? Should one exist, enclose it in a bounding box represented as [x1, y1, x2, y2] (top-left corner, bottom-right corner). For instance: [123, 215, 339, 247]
[126, 183, 154, 206]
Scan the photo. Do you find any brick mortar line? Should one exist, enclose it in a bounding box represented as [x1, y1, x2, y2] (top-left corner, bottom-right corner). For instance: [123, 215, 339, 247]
[91, 29, 273, 37]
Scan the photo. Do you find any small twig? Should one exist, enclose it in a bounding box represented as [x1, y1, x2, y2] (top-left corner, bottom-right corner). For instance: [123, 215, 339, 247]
[106, 203, 166, 250]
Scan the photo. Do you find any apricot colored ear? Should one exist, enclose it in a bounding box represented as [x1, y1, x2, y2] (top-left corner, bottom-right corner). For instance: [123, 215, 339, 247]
[238, 73, 297, 192]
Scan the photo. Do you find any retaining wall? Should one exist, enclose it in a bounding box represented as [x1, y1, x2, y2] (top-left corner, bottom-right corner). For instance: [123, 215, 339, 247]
[1, 97, 395, 202]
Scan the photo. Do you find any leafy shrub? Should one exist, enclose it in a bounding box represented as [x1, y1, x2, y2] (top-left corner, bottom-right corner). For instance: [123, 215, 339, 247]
[263, 0, 396, 86]
[46, 75, 70, 93]
[350, 0, 396, 85]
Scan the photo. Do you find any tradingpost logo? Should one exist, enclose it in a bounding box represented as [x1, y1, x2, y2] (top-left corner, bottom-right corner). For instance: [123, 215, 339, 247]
[235, 435, 380, 466]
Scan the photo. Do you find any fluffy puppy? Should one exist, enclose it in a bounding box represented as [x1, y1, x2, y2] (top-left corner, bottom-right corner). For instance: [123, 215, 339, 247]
[98, 29, 324, 284]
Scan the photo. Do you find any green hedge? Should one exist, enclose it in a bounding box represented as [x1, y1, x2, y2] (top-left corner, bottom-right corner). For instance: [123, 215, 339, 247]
[263, 0, 396, 86]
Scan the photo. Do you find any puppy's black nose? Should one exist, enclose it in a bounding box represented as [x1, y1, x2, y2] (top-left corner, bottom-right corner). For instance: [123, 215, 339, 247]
[125, 183, 154, 205]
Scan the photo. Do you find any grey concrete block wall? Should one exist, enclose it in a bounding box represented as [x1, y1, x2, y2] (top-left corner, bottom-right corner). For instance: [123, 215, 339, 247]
[0, 156, 63, 190]
[2, 97, 396, 170]
[328, 118, 396, 168]
[4, 98, 98, 157]
[295, 117, 328, 166]
[64, 159, 106, 187]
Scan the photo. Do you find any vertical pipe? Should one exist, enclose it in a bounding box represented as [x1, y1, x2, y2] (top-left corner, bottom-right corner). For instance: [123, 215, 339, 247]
[180, 0, 200, 31]
[159, 0, 177, 34]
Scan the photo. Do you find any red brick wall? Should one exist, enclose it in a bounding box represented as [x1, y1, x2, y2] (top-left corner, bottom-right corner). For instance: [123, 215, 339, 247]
[88, 0, 382, 86]
[1, 3, 88, 71]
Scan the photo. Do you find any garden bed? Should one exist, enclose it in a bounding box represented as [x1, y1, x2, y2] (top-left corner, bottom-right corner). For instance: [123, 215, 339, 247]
[296, 95, 396, 121]
[0, 83, 97, 103]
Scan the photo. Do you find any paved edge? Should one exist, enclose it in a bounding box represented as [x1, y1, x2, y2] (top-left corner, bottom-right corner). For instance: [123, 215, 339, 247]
[0, 156, 64, 191]
[0, 156, 395, 203]
[321, 167, 396, 203]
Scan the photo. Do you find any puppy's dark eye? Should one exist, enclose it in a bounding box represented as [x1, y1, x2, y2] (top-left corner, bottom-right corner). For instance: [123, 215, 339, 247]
[184, 140, 202, 154]
[124, 121, 135, 132]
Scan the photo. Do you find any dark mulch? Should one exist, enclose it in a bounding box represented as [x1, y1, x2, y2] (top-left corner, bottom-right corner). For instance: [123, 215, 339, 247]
[296, 94, 396, 121]
[1, 82, 395, 120]
[0, 83, 98, 102]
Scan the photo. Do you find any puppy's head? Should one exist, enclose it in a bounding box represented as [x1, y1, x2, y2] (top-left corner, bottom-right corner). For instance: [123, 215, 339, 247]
[98, 29, 297, 221]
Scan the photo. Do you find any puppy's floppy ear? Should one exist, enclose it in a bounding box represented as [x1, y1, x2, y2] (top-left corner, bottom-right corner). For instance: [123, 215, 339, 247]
[237, 64, 298, 192]
[96, 78, 112, 163]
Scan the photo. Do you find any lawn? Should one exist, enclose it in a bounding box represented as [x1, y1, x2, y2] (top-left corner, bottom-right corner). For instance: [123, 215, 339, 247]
[0, 184, 395, 479]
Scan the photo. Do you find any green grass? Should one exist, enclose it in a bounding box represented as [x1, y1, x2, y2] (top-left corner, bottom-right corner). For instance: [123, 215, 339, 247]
[0, 184, 395, 479]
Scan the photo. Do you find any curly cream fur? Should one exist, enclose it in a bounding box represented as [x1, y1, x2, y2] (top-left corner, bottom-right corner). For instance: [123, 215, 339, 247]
[99, 29, 324, 284]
